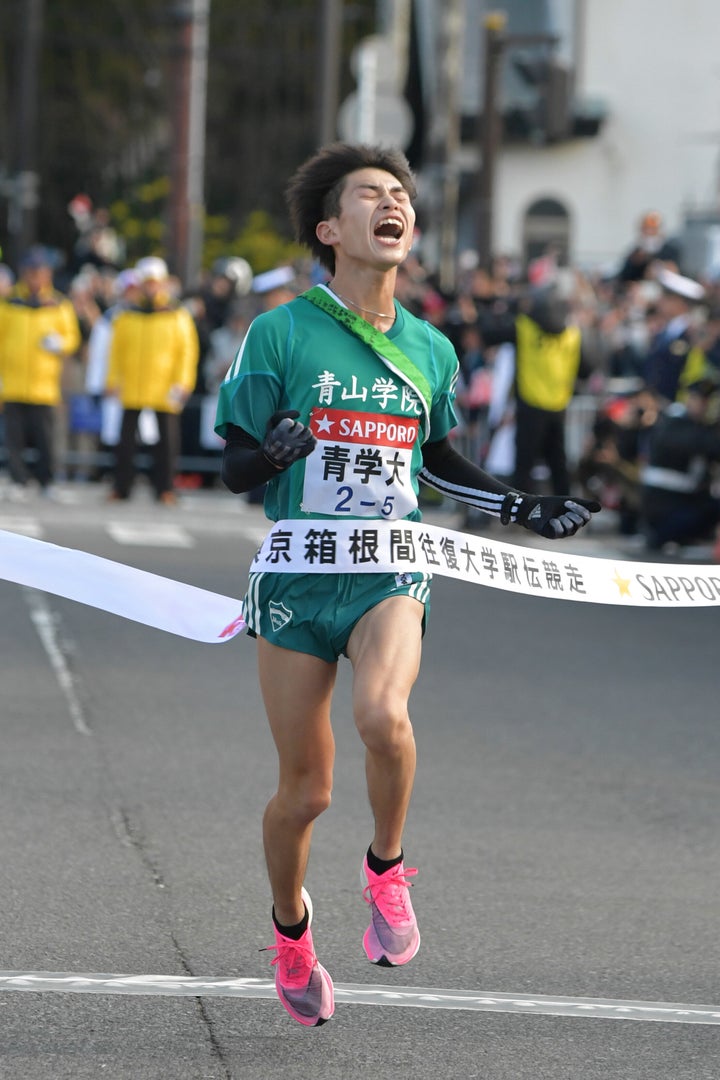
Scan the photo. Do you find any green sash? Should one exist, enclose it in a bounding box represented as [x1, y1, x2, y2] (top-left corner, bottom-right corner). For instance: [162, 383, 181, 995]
[301, 285, 432, 424]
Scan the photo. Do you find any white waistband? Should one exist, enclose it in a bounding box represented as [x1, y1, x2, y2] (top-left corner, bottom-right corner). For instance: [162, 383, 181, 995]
[641, 466, 700, 493]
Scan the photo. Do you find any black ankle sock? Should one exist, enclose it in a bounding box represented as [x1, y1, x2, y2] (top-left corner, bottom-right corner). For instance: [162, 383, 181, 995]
[366, 845, 403, 875]
[272, 905, 309, 941]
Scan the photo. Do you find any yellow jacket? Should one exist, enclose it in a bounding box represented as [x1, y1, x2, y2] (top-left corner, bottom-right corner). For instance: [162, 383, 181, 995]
[0, 285, 82, 405]
[515, 313, 582, 412]
[107, 302, 199, 412]
[677, 344, 714, 400]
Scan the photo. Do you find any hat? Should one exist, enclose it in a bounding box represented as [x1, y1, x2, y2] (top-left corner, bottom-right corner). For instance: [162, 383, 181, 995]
[252, 266, 295, 294]
[135, 256, 169, 283]
[686, 374, 720, 398]
[212, 256, 253, 295]
[656, 267, 705, 303]
[114, 268, 140, 295]
[19, 245, 52, 270]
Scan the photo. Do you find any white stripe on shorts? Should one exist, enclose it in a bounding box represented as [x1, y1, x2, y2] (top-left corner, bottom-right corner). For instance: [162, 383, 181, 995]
[245, 571, 264, 633]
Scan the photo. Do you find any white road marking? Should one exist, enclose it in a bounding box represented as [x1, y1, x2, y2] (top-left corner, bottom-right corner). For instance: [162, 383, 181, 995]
[107, 522, 195, 547]
[0, 972, 718, 1024]
[23, 590, 92, 736]
[237, 523, 273, 546]
[0, 517, 43, 539]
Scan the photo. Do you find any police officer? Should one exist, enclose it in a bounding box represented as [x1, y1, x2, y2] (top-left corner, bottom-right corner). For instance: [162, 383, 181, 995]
[643, 267, 705, 403]
[640, 375, 720, 551]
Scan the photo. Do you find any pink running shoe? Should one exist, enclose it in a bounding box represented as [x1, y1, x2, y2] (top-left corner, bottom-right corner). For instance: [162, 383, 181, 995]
[265, 887, 334, 1027]
[361, 857, 420, 966]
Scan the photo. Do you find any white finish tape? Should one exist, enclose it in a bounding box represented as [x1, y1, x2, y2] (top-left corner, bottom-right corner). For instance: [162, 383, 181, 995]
[0, 529, 245, 643]
[254, 519, 720, 607]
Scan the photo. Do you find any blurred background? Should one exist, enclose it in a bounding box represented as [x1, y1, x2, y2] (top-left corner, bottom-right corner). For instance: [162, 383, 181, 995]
[1, 0, 720, 559]
[2, 0, 719, 286]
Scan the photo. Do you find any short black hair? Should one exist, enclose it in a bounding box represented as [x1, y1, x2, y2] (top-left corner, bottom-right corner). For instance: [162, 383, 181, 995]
[286, 142, 417, 273]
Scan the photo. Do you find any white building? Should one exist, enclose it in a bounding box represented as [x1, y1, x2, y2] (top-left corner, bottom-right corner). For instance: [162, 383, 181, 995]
[406, 0, 720, 278]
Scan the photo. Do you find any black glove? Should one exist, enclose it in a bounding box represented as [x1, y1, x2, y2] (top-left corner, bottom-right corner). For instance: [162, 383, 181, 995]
[505, 492, 601, 539]
[261, 410, 316, 470]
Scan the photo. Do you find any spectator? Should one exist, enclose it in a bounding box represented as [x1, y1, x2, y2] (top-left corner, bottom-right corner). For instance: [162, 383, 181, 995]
[577, 384, 659, 535]
[640, 375, 720, 553]
[483, 342, 517, 483]
[203, 298, 252, 395]
[62, 272, 104, 480]
[599, 284, 656, 380]
[479, 284, 592, 495]
[250, 265, 297, 311]
[643, 267, 705, 403]
[0, 263, 15, 299]
[66, 195, 123, 278]
[84, 269, 143, 469]
[200, 256, 253, 332]
[106, 256, 200, 505]
[617, 210, 682, 283]
[0, 245, 81, 500]
[677, 302, 720, 396]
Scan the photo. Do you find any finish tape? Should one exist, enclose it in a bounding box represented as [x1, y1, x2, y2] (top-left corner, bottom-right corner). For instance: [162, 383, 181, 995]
[253, 518, 720, 608]
[2, 514, 718, 652]
[0, 529, 245, 643]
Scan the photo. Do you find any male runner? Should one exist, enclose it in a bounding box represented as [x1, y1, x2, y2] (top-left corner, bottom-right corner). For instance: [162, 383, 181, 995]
[215, 142, 599, 1027]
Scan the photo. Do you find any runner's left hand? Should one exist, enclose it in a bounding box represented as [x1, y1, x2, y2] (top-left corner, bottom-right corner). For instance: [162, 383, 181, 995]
[516, 495, 601, 539]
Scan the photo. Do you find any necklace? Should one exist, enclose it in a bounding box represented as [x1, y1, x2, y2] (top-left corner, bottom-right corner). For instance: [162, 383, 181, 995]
[328, 285, 395, 321]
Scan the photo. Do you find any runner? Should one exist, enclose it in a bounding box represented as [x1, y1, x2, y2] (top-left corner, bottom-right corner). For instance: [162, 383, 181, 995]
[215, 142, 600, 1027]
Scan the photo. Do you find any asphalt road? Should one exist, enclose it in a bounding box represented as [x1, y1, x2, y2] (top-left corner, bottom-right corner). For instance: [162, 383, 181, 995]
[0, 485, 718, 1079]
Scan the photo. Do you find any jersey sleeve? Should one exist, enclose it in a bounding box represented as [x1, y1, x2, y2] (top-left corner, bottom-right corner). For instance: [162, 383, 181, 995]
[214, 309, 289, 441]
[426, 326, 459, 443]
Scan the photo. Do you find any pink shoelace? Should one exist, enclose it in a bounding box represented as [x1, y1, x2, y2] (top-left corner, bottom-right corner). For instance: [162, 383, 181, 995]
[261, 937, 317, 984]
[363, 865, 418, 920]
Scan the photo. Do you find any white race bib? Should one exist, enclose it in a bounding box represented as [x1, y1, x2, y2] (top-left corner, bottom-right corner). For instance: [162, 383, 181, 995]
[301, 407, 419, 519]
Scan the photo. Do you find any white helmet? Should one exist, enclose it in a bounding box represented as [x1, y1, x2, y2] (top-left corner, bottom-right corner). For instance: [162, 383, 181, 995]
[135, 256, 169, 283]
[212, 256, 253, 296]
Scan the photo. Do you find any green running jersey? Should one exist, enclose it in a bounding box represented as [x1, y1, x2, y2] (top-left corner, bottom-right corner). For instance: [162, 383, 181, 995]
[215, 288, 458, 522]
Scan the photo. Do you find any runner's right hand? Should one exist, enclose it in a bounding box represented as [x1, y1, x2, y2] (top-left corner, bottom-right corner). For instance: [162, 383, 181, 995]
[262, 410, 316, 469]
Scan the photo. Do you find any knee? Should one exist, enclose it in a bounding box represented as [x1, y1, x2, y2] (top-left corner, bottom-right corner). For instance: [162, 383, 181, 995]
[355, 699, 413, 756]
[278, 773, 333, 826]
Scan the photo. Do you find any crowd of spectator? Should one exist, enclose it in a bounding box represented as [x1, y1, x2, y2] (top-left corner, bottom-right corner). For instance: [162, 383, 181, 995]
[1, 205, 719, 559]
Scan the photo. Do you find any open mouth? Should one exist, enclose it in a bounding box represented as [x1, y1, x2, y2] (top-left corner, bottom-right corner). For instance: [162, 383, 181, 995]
[374, 216, 404, 242]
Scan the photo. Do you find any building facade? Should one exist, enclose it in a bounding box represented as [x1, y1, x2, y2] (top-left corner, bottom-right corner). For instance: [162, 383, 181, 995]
[410, 0, 720, 278]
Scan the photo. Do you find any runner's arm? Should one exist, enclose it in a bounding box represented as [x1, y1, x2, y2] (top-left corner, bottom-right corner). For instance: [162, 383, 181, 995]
[220, 424, 278, 494]
[420, 437, 600, 539]
[220, 413, 316, 493]
[420, 437, 519, 520]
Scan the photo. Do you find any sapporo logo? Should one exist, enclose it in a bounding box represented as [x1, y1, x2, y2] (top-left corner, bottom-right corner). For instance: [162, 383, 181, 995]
[269, 601, 293, 631]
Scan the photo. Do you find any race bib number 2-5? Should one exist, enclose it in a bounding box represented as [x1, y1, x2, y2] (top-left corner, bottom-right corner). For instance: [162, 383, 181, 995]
[301, 408, 419, 519]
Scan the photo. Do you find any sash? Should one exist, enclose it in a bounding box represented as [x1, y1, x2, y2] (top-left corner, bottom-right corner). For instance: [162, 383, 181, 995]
[302, 285, 432, 432]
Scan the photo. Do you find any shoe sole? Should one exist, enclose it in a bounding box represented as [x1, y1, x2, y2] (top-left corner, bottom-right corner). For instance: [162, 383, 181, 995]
[363, 923, 421, 966]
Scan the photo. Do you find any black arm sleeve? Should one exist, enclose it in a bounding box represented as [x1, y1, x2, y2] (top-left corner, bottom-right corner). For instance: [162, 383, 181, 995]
[420, 437, 523, 524]
[220, 423, 281, 494]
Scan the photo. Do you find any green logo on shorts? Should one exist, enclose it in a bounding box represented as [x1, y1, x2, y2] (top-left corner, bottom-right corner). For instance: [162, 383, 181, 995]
[269, 601, 293, 631]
